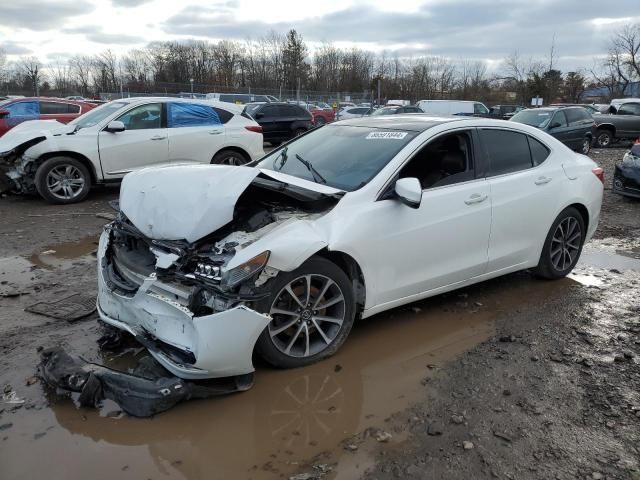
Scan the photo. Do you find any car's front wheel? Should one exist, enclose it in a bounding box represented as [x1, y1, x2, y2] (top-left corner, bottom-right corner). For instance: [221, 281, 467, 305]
[34, 156, 91, 204]
[579, 136, 591, 155]
[255, 257, 356, 369]
[533, 207, 585, 279]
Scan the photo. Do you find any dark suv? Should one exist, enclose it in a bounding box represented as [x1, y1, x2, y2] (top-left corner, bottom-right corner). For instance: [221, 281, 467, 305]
[244, 102, 313, 146]
[510, 106, 595, 154]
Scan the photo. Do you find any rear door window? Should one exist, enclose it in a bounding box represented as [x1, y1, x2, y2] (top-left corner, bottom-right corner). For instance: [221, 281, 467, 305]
[480, 129, 533, 176]
[565, 108, 587, 125]
[40, 101, 72, 115]
[167, 103, 221, 128]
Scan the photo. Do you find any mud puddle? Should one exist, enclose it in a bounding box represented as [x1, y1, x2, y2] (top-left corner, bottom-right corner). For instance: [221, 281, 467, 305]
[0, 235, 97, 294]
[0, 274, 578, 480]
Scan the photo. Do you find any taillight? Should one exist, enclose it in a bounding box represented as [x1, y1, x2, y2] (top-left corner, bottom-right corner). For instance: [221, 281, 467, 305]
[245, 125, 263, 133]
[592, 167, 604, 184]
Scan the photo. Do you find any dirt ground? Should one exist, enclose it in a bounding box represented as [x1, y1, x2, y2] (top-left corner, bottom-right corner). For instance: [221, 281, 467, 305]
[0, 148, 639, 480]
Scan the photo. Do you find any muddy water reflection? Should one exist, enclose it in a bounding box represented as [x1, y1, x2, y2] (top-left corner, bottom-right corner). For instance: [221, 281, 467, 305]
[1, 275, 573, 480]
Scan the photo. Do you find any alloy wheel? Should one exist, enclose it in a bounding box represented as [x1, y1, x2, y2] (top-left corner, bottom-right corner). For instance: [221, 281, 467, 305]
[550, 217, 582, 271]
[268, 274, 346, 358]
[46, 165, 85, 200]
[581, 138, 591, 154]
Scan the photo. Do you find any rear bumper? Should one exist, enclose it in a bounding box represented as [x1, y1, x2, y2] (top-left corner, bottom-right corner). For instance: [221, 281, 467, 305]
[96, 230, 271, 380]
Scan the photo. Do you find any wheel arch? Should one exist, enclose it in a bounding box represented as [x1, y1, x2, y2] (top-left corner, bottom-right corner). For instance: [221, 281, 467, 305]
[596, 123, 616, 135]
[210, 146, 251, 164]
[37, 151, 98, 185]
[315, 248, 366, 317]
[566, 202, 589, 234]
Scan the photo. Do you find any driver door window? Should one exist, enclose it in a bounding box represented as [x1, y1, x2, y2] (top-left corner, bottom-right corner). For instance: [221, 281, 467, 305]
[116, 103, 162, 130]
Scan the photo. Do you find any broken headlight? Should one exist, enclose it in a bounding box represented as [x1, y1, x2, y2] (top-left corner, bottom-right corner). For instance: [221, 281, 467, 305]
[220, 251, 270, 288]
[194, 262, 221, 280]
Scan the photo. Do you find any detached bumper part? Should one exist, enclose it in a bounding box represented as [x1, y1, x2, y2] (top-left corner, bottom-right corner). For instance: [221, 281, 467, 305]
[97, 230, 272, 380]
[39, 347, 253, 417]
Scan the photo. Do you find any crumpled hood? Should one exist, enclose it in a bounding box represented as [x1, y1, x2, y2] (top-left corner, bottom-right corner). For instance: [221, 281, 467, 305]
[120, 165, 260, 242]
[0, 120, 73, 153]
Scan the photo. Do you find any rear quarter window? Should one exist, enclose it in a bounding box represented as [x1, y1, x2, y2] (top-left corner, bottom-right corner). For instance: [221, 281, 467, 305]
[527, 136, 550, 166]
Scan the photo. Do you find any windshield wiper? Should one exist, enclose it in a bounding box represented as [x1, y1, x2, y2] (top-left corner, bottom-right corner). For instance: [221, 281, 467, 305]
[295, 154, 326, 184]
[273, 146, 289, 170]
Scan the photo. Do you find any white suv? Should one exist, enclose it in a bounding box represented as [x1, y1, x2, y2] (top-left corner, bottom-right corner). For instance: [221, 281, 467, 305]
[0, 97, 264, 204]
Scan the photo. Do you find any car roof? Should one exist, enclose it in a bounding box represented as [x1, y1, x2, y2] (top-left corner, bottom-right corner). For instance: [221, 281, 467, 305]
[2, 96, 93, 106]
[335, 115, 462, 131]
[113, 96, 244, 112]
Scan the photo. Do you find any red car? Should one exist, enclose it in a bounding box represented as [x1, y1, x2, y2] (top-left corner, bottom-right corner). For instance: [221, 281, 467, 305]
[310, 107, 335, 126]
[0, 97, 96, 137]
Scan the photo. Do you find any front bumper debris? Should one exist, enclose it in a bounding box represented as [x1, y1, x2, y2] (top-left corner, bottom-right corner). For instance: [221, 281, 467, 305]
[39, 347, 253, 417]
[97, 230, 272, 380]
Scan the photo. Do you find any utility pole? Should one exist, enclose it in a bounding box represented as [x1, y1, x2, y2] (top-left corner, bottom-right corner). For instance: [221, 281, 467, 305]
[190, 78, 194, 97]
[296, 77, 301, 102]
[377, 79, 381, 107]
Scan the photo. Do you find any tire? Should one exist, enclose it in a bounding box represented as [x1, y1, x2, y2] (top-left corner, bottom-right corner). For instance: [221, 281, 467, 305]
[255, 256, 356, 369]
[595, 128, 613, 148]
[579, 136, 591, 155]
[292, 128, 306, 138]
[211, 149, 249, 166]
[533, 207, 585, 280]
[314, 117, 326, 127]
[34, 156, 91, 204]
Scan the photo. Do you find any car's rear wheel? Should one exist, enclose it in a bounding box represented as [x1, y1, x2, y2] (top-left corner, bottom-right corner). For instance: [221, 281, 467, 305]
[255, 257, 356, 369]
[34, 156, 91, 204]
[595, 128, 613, 148]
[533, 207, 585, 279]
[211, 149, 249, 166]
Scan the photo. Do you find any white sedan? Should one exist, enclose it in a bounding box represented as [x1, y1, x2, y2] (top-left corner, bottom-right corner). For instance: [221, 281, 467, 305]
[0, 97, 264, 203]
[97, 115, 603, 379]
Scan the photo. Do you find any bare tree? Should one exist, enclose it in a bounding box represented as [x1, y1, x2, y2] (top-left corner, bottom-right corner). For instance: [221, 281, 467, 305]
[69, 55, 93, 96]
[612, 23, 640, 79]
[16, 56, 43, 95]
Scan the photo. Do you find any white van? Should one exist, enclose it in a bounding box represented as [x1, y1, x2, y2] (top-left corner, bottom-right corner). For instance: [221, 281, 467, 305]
[416, 100, 490, 116]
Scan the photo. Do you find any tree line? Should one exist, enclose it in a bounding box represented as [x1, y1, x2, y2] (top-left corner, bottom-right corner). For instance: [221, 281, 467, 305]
[1, 24, 639, 104]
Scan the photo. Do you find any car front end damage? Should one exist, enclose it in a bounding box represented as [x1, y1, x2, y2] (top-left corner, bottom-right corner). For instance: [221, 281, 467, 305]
[0, 136, 46, 194]
[613, 144, 640, 199]
[96, 166, 340, 380]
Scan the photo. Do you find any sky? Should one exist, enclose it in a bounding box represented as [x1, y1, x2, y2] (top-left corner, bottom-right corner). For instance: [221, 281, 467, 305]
[1, 0, 639, 71]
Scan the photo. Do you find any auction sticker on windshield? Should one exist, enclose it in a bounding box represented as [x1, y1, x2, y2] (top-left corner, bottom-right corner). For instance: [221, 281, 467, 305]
[366, 131, 408, 139]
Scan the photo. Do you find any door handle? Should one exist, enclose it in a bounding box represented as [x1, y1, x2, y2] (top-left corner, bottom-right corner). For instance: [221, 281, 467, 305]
[464, 193, 488, 205]
[208, 130, 223, 135]
[535, 176, 552, 185]
[150, 135, 166, 141]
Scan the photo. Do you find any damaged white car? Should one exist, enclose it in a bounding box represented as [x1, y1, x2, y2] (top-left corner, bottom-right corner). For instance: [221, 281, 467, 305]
[0, 97, 264, 204]
[97, 116, 603, 380]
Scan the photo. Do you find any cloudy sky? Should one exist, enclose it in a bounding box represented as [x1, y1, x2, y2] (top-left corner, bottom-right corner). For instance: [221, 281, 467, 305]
[1, 0, 639, 70]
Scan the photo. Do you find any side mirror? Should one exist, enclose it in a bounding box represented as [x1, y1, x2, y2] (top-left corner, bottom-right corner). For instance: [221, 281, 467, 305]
[394, 177, 422, 209]
[0, 109, 9, 119]
[105, 120, 125, 133]
[255, 112, 265, 119]
[549, 121, 562, 129]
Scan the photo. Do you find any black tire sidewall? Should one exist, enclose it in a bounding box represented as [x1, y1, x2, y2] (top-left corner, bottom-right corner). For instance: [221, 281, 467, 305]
[34, 157, 91, 204]
[535, 207, 585, 279]
[255, 256, 356, 369]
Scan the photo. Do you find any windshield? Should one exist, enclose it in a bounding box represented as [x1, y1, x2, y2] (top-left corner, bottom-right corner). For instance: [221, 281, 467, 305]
[69, 101, 127, 129]
[511, 109, 553, 128]
[243, 103, 263, 118]
[371, 107, 399, 116]
[257, 125, 418, 191]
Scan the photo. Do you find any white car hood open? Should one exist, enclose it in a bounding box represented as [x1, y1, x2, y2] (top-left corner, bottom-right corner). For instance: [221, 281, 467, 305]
[0, 120, 73, 153]
[120, 165, 260, 242]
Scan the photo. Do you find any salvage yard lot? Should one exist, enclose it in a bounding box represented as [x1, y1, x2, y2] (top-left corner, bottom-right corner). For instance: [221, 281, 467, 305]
[1, 147, 639, 480]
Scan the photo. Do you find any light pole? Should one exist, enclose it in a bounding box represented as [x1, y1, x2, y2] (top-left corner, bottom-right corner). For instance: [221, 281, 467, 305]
[190, 78, 194, 97]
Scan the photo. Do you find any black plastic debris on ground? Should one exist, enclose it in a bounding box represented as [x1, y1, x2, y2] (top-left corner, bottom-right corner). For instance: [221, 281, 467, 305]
[38, 347, 254, 417]
[25, 293, 97, 322]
